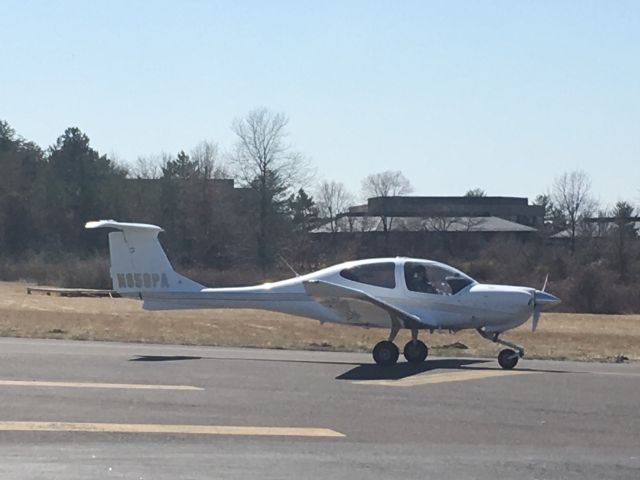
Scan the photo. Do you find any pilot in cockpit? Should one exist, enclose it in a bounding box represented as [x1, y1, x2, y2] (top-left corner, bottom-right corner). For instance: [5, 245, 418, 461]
[409, 265, 438, 294]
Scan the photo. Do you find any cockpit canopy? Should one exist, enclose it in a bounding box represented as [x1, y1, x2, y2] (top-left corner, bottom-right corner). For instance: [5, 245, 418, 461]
[404, 261, 474, 295]
[339, 262, 396, 289]
[337, 259, 475, 295]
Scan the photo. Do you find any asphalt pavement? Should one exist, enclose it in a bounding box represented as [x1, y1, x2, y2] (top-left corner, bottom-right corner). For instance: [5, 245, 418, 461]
[0, 337, 638, 479]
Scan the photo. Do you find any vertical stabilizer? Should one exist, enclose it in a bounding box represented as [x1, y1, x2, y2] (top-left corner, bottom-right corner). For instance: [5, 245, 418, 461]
[85, 220, 203, 295]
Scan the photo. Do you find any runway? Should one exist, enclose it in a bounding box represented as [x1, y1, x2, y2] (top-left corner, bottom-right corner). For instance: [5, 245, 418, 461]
[0, 338, 638, 479]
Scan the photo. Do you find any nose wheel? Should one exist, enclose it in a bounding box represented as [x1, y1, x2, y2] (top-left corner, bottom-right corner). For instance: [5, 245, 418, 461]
[498, 348, 519, 369]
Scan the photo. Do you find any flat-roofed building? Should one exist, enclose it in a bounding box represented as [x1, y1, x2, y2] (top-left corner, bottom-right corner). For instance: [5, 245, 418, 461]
[351, 196, 544, 228]
[311, 196, 542, 258]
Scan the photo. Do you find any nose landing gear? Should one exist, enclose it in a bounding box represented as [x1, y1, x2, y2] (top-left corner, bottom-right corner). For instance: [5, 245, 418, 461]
[477, 328, 525, 370]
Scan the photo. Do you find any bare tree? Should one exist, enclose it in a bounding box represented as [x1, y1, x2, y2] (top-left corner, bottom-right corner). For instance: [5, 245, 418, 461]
[464, 188, 486, 197]
[230, 108, 309, 188]
[130, 153, 169, 179]
[421, 216, 457, 232]
[190, 140, 227, 179]
[362, 170, 413, 198]
[421, 216, 483, 232]
[316, 180, 353, 233]
[361, 170, 413, 232]
[229, 107, 310, 268]
[552, 170, 596, 254]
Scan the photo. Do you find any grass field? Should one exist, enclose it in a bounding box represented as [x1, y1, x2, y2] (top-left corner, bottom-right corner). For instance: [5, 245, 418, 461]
[0, 282, 638, 362]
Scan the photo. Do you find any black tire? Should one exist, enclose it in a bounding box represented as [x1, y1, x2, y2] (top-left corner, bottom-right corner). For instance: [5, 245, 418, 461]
[373, 341, 400, 366]
[498, 348, 519, 370]
[403, 340, 428, 363]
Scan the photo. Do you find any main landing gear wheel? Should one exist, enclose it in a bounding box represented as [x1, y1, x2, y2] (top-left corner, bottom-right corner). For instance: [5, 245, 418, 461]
[373, 341, 400, 366]
[498, 348, 519, 370]
[403, 340, 428, 363]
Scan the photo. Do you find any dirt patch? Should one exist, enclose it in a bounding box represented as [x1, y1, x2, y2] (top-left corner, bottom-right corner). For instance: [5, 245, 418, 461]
[2, 282, 639, 362]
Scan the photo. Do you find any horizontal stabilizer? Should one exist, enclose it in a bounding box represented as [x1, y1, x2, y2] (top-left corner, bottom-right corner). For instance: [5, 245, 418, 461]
[85, 220, 164, 233]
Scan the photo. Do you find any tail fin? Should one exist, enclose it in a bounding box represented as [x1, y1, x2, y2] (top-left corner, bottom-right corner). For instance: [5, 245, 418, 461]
[86, 220, 203, 295]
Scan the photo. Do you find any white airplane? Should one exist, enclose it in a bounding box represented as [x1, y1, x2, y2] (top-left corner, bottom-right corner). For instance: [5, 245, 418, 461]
[86, 220, 561, 369]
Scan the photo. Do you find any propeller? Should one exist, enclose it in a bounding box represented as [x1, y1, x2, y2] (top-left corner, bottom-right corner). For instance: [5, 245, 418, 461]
[531, 300, 541, 332]
[530, 274, 558, 332]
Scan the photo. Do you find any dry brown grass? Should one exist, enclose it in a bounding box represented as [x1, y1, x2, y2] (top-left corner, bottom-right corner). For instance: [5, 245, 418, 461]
[1, 282, 638, 362]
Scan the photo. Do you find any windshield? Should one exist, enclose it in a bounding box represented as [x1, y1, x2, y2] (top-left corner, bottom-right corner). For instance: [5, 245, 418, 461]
[404, 261, 474, 295]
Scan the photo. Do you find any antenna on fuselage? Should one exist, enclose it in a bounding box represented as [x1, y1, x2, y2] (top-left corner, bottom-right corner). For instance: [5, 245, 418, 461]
[279, 254, 300, 277]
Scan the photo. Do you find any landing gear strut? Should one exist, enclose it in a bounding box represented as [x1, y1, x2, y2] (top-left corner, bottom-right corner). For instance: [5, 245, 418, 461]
[477, 328, 525, 370]
[373, 318, 401, 366]
[372, 323, 428, 366]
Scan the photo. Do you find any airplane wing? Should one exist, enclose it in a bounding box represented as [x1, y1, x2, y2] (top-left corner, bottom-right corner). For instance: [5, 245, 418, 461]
[303, 280, 430, 330]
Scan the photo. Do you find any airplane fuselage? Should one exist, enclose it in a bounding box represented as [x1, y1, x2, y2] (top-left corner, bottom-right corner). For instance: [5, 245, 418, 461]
[140, 258, 542, 334]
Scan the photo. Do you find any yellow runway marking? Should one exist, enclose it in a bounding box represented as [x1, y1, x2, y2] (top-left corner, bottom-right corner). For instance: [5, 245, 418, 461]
[0, 421, 345, 438]
[0, 380, 203, 391]
[356, 369, 531, 387]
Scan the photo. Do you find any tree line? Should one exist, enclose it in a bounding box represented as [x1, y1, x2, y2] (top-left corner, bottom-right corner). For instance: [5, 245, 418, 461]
[0, 110, 418, 268]
[0, 110, 638, 313]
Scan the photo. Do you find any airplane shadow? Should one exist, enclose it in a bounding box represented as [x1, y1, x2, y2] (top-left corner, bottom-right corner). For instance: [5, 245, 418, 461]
[127, 354, 361, 366]
[129, 355, 203, 362]
[506, 365, 576, 375]
[126, 354, 576, 377]
[336, 359, 490, 381]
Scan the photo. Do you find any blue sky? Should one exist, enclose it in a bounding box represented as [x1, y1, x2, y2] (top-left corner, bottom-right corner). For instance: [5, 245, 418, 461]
[1, 0, 638, 207]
